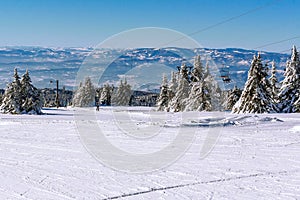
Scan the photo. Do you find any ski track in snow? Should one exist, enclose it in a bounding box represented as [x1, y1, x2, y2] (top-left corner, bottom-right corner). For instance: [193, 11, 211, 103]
[102, 170, 295, 200]
[0, 107, 300, 199]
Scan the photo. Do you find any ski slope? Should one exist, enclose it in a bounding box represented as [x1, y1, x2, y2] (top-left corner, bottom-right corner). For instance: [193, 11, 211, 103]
[0, 107, 299, 199]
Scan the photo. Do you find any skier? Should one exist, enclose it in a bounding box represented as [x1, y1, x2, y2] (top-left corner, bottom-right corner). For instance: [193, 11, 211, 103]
[96, 101, 100, 111]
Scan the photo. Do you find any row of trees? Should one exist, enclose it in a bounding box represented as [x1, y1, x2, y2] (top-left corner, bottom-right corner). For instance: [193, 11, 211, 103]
[233, 45, 300, 113]
[72, 77, 132, 107]
[157, 55, 224, 112]
[0, 69, 43, 114]
[157, 45, 300, 114]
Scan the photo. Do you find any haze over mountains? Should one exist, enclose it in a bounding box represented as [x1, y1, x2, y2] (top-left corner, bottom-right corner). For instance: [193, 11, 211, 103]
[0, 47, 290, 91]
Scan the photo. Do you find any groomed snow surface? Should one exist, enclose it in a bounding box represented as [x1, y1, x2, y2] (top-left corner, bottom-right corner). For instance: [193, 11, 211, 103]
[0, 107, 299, 199]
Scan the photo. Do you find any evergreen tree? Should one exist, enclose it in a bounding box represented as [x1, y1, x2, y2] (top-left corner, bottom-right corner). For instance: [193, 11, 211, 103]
[167, 71, 178, 103]
[180, 63, 190, 82]
[278, 45, 300, 113]
[204, 63, 222, 111]
[83, 77, 96, 106]
[100, 84, 113, 106]
[1, 69, 42, 114]
[184, 80, 212, 111]
[232, 53, 276, 114]
[72, 77, 95, 107]
[190, 55, 204, 82]
[269, 61, 279, 101]
[184, 55, 212, 111]
[113, 79, 132, 106]
[196, 81, 212, 111]
[72, 81, 84, 106]
[20, 69, 43, 114]
[294, 90, 300, 112]
[204, 62, 211, 80]
[225, 86, 242, 111]
[157, 74, 169, 111]
[1, 68, 22, 114]
[168, 64, 190, 112]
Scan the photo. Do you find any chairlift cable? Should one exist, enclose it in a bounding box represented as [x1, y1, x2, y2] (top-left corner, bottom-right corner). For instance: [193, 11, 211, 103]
[159, 0, 283, 47]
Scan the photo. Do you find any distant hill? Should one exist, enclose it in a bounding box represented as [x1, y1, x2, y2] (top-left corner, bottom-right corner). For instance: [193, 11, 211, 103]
[0, 46, 290, 91]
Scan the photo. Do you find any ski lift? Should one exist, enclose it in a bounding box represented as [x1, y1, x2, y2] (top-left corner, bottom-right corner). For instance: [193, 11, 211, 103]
[220, 65, 231, 83]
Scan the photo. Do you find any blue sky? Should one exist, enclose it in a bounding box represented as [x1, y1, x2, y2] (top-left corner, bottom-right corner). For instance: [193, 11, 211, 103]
[0, 0, 299, 52]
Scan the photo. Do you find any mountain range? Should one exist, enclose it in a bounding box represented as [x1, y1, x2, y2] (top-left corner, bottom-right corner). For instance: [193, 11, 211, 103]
[0, 46, 290, 91]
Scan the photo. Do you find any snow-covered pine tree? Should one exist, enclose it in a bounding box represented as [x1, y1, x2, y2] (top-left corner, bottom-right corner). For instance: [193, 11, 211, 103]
[0, 68, 22, 114]
[225, 86, 242, 111]
[269, 61, 279, 101]
[72, 81, 84, 107]
[100, 84, 113, 106]
[168, 64, 190, 112]
[167, 71, 178, 103]
[157, 74, 169, 111]
[203, 63, 222, 111]
[278, 45, 300, 113]
[112, 80, 123, 105]
[190, 55, 204, 82]
[20, 69, 43, 114]
[72, 77, 95, 107]
[113, 79, 132, 106]
[232, 53, 276, 114]
[294, 90, 300, 112]
[84, 77, 96, 106]
[185, 80, 212, 111]
[0, 93, 3, 105]
[180, 63, 190, 83]
[184, 55, 212, 111]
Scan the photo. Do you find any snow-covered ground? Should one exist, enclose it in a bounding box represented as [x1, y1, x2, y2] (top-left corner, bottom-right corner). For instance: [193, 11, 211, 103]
[0, 107, 300, 199]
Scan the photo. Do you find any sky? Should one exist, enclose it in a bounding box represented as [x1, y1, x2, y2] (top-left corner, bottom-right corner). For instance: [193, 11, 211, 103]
[0, 0, 299, 52]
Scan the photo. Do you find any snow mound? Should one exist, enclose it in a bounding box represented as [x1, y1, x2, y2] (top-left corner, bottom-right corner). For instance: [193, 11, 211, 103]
[164, 115, 283, 128]
[230, 115, 284, 126]
[184, 118, 235, 127]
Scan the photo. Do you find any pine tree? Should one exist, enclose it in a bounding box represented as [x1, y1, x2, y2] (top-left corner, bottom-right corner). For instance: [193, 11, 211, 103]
[72, 77, 95, 107]
[20, 69, 43, 114]
[184, 80, 212, 111]
[203, 63, 222, 111]
[1, 69, 42, 114]
[225, 86, 242, 111]
[72, 81, 84, 106]
[113, 79, 132, 106]
[0, 68, 22, 114]
[184, 55, 212, 111]
[269, 61, 279, 101]
[83, 77, 96, 106]
[167, 71, 178, 103]
[157, 74, 169, 111]
[180, 63, 190, 82]
[168, 64, 190, 112]
[294, 90, 300, 112]
[232, 53, 276, 114]
[197, 81, 212, 111]
[190, 55, 204, 82]
[100, 84, 113, 106]
[278, 45, 300, 113]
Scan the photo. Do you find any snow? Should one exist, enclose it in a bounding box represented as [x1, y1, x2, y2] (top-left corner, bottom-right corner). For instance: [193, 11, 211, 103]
[289, 125, 300, 133]
[0, 107, 300, 199]
[237, 60, 249, 65]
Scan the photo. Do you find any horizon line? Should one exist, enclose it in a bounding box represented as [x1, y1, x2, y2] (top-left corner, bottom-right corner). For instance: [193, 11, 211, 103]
[0, 45, 292, 54]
